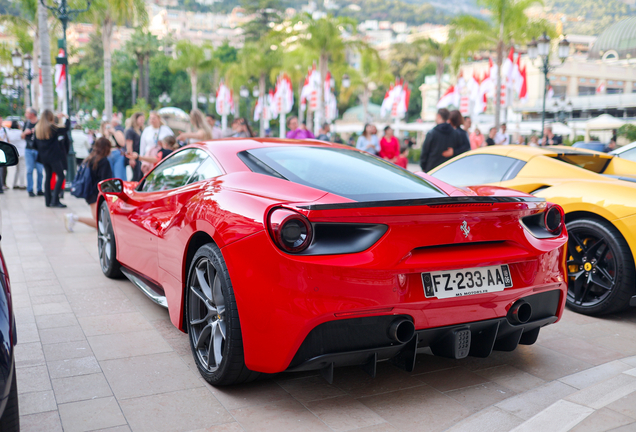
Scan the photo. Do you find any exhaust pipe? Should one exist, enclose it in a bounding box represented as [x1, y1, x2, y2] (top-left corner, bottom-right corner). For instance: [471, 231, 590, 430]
[509, 300, 532, 324]
[388, 318, 415, 343]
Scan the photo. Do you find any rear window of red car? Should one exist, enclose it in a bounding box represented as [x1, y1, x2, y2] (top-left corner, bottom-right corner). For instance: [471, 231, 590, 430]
[239, 146, 446, 202]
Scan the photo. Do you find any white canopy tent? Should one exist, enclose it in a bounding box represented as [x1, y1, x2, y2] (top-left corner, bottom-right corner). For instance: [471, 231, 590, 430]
[584, 114, 626, 141]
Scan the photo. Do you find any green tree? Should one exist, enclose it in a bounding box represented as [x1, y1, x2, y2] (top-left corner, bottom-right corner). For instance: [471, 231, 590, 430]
[452, 0, 553, 128]
[412, 37, 455, 102]
[125, 30, 158, 103]
[299, 15, 358, 129]
[170, 40, 217, 110]
[240, 0, 283, 41]
[86, 0, 147, 120]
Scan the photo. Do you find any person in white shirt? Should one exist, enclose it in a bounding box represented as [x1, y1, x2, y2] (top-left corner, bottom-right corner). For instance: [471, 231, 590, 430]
[7, 121, 27, 189]
[494, 123, 510, 145]
[0, 117, 9, 192]
[139, 111, 174, 158]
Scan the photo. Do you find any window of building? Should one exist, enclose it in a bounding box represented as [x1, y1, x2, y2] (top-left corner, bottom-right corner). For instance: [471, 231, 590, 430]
[608, 80, 614, 85]
[607, 88, 624, 94]
[590, 79, 597, 84]
[553, 85, 567, 97]
[560, 76, 567, 81]
[580, 78, 586, 83]
[578, 86, 596, 96]
[617, 81, 624, 85]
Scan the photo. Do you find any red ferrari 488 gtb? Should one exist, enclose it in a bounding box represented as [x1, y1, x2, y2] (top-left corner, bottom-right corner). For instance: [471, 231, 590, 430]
[97, 139, 568, 385]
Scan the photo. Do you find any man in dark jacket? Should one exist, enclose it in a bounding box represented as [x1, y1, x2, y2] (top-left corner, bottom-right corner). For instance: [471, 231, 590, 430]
[420, 108, 458, 172]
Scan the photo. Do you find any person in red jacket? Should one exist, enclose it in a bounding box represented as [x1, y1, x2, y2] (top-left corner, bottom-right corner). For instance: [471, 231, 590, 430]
[379, 126, 400, 163]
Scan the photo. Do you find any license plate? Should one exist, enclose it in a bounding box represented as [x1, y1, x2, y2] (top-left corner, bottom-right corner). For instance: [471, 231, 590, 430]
[422, 265, 513, 299]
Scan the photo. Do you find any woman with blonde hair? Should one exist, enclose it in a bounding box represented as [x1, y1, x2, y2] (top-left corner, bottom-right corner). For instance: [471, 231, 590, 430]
[34, 109, 70, 207]
[177, 108, 214, 143]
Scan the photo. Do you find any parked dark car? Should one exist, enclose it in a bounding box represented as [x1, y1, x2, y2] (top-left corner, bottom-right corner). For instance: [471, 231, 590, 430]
[572, 141, 608, 152]
[0, 141, 20, 431]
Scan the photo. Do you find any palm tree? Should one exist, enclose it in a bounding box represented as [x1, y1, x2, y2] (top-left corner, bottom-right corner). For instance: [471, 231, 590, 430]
[1, 0, 39, 109]
[170, 40, 217, 110]
[299, 15, 357, 130]
[452, 0, 553, 128]
[87, 0, 146, 120]
[411, 38, 455, 102]
[341, 48, 393, 122]
[37, 0, 54, 110]
[231, 39, 282, 136]
[126, 30, 158, 103]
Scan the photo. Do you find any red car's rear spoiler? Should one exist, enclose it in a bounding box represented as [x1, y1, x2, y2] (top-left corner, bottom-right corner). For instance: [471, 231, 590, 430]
[298, 196, 545, 211]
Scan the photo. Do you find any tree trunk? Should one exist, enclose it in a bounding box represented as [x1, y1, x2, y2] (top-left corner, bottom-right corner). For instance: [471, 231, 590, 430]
[32, 26, 39, 110]
[137, 56, 144, 102]
[317, 52, 328, 136]
[144, 55, 150, 102]
[259, 72, 266, 137]
[298, 77, 303, 120]
[191, 70, 198, 110]
[436, 59, 444, 102]
[362, 86, 369, 122]
[103, 18, 113, 121]
[38, 1, 54, 111]
[494, 2, 505, 129]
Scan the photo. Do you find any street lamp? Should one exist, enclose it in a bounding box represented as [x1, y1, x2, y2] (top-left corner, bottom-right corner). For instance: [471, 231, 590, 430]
[40, 0, 91, 184]
[11, 49, 22, 69]
[528, 32, 570, 139]
[11, 49, 34, 109]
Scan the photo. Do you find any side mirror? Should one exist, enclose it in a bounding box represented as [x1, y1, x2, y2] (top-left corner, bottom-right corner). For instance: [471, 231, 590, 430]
[98, 178, 124, 195]
[0, 142, 19, 168]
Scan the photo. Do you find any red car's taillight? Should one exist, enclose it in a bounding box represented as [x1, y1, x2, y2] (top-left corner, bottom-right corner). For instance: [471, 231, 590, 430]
[268, 208, 313, 253]
[544, 203, 565, 234]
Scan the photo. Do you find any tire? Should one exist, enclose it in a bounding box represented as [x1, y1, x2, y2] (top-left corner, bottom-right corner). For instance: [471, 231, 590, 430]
[185, 243, 260, 386]
[0, 364, 19, 432]
[566, 218, 635, 315]
[98, 200, 123, 279]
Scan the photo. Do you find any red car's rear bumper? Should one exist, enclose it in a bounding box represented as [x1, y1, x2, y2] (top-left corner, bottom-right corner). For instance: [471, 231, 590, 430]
[223, 230, 567, 374]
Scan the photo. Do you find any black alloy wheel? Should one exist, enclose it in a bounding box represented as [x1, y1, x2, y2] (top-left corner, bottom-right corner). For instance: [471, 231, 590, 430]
[0, 365, 19, 432]
[185, 243, 260, 386]
[566, 218, 635, 315]
[98, 201, 123, 279]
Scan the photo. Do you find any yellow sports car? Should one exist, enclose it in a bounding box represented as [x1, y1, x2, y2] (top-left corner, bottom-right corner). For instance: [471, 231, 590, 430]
[429, 145, 636, 316]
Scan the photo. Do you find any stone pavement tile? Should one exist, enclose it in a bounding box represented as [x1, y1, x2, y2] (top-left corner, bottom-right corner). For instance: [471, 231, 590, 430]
[606, 390, 636, 420]
[120, 387, 234, 432]
[277, 375, 346, 403]
[12, 293, 32, 308]
[52, 373, 113, 404]
[87, 330, 173, 361]
[70, 296, 138, 317]
[351, 424, 400, 432]
[36, 312, 79, 329]
[444, 406, 523, 432]
[19, 410, 63, 432]
[625, 368, 636, 377]
[190, 423, 245, 432]
[500, 345, 593, 381]
[91, 427, 131, 432]
[539, 337, 625, 366]
[29, 285, 65, 297]
[417, 367, 489, 393]
[444, 382, 514, 412]
[165, 333, 191, 357]
[453, 351, 513, 372]
[621, 356, 636, 368]
[43, 340, 93, 362]
[359, 384, 471, 432]
[230, 398, 331, 432]
[333, 363, 425, 398]
[305, 394, 385, 432]
[101, 352, 203, 400]
[31, 294, 68, 306]
[15, 306, 35, 324]
[495, 380, 578, 420]
[78, 312, 154, 337]
[15, 342, 45, 369]
[58, 396, 127, 432]
[17, 322, 41, 343]
[570, 407, 636, 432]
[205, 378, 291, 410]
[566, 375, 636, 410]
[48, 356, 102, 379]
[474, 365, 545, 393]
[509, 399, 594, 432]
[16, 365, 51, 393]
[18, 390, 57, 415]
[588, 335, 636, 356]
[559, 360, 632, 390]
[410, 352, 458, 374]
[151, 318, 186, 340]
[39, 325, 86, 345]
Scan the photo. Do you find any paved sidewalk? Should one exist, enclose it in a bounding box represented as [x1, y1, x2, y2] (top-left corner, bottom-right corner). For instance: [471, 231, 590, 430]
[2, 189, 636, 432]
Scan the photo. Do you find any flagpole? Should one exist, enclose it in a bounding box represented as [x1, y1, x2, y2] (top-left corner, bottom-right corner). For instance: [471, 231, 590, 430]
[280, 112, 285, 138]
